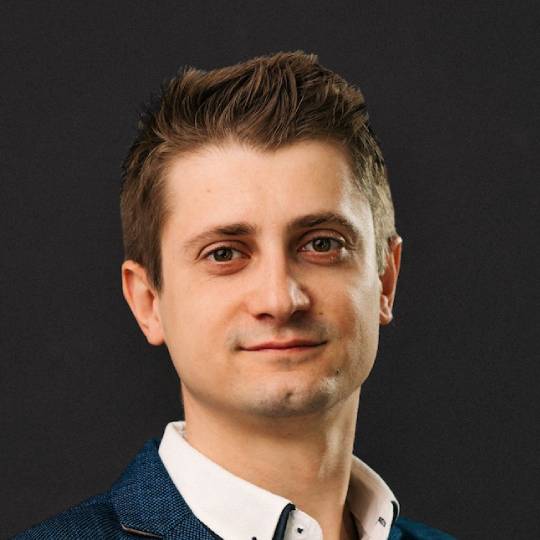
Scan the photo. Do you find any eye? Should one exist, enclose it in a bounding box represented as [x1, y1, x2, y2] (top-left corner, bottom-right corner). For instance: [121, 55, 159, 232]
[204, 246, 245, 263]
[300, 236, 345, 253]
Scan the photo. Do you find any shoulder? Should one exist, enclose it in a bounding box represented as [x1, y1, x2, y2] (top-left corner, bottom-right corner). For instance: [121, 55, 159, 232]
[11, 491, 124, 540]
[389, 516, 456, 540]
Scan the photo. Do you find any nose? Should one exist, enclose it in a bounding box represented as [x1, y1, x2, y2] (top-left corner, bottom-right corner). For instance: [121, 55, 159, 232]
[246, 249, 311, 324]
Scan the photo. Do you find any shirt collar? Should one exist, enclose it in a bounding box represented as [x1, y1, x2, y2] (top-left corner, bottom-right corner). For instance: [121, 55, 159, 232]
[347, 454, 400, 538]
[158, 421, 399, 540]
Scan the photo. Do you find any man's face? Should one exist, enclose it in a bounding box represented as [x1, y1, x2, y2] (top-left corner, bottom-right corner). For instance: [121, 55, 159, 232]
[155, 140, 383, 418]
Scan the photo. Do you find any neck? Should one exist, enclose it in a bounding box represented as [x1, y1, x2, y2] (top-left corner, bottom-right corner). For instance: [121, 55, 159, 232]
[182, 389, 361, 540]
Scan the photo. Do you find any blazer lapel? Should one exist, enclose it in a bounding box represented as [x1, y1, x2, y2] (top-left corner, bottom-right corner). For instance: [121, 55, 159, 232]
[111, 438, 217, 539]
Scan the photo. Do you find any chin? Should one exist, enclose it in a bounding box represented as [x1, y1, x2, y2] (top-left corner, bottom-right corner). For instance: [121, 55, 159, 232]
[239, 375, 348, 418]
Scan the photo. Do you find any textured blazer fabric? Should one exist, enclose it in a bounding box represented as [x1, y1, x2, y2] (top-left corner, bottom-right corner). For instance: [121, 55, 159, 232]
[13, 439, 456, 539]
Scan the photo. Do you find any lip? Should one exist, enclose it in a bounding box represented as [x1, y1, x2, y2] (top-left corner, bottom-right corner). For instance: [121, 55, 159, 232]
[242, 340, 326, 351]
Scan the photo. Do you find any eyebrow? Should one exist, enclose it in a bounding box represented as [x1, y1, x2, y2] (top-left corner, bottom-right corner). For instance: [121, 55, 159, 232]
[183, 211, 361, 251]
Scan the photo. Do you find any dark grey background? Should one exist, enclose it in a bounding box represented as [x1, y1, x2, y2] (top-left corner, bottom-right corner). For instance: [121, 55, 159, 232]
[1, 1, 538, 538]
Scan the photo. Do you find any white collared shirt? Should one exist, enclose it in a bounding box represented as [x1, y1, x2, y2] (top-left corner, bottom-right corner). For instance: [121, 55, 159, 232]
[159, 421, 399, 540]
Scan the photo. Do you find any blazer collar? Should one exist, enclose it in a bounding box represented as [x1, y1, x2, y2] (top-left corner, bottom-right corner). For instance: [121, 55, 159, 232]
[110, 438, 216, 539]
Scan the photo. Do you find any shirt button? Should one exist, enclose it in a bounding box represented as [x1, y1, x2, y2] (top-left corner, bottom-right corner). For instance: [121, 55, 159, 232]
[297, 528, 304, 534]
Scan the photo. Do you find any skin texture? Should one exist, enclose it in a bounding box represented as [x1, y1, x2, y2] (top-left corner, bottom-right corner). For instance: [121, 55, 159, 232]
[122, 140, 402, 540]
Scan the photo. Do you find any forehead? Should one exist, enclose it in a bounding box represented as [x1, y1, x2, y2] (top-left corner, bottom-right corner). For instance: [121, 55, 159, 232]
[161, 140, 372, 244]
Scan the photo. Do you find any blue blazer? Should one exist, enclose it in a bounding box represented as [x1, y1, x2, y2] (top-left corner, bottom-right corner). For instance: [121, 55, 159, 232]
[13, 438, 455, 539]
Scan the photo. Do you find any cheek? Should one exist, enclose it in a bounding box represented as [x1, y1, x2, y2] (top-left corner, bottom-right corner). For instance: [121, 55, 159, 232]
[159, 267, 213, 343]
[336, 281, 381, 366]
[158, 284, 230, 380]
[338, 279, 380, 331]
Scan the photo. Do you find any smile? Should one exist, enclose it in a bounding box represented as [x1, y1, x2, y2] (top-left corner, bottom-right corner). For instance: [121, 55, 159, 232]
[241, 343, 326, 354]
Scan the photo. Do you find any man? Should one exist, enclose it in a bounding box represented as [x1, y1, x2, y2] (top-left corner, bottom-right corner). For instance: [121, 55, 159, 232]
[14, 52, 454, 539]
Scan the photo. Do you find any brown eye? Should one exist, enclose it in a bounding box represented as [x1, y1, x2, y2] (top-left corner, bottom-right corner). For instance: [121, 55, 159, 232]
[205, 246, 243, 263]
[302, 237, 344, 253]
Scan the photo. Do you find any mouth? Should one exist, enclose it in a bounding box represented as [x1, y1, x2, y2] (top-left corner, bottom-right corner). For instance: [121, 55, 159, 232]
[241, 341, 327, 353]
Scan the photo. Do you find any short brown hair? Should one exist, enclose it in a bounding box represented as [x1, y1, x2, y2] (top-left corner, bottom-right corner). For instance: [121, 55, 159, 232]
[120, 51, 396, 293]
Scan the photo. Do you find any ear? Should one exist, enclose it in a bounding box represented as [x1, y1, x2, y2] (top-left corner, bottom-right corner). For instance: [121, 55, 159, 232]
[379, 236, 403, 325]
[121, 260, 165, 345]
